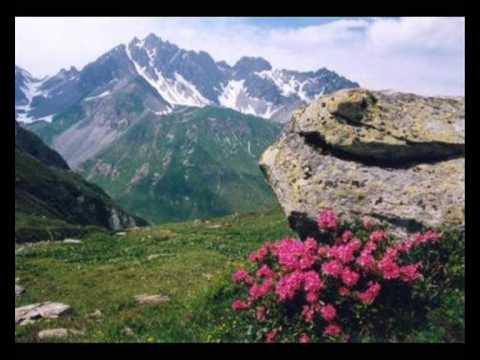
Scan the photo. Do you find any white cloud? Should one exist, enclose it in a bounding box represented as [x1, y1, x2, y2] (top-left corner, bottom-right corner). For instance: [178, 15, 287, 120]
[15, 17, 465, 96]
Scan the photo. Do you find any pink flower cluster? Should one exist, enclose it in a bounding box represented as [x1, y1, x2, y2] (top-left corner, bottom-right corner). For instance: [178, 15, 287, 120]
[231, 209, 442, 343]
[357, 282, 382, 305]
[318, 209, 338, 231]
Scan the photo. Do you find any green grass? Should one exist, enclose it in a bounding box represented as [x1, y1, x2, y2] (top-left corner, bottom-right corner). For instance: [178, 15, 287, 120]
[15, 207, 295, 343]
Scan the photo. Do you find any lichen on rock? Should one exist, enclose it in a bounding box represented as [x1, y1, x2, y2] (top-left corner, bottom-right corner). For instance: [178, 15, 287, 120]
[260, 88, 465, 238]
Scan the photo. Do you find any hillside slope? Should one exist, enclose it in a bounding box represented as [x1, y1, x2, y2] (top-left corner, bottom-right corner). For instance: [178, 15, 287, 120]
[15, 121, 147, 243]
[79, 107, 282, 224]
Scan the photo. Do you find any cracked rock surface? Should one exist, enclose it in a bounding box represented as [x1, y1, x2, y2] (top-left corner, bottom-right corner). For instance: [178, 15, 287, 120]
[260, 88, 465, 239]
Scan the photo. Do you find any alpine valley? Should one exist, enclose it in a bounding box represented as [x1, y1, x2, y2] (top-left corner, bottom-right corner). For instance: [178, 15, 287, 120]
[15, 33, 359, 224]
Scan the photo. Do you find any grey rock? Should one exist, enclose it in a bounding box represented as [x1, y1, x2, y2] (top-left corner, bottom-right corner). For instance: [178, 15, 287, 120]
[260, 89, 465, 239]
[15, 302, 71, 325]
[122, 327, 135, 337]
[63, 238, 82, 244]
[15, 285, 25, 297]
[38, 328, 69, 340]
[134, 294, 170, 305]
[88, 309, 103, 318]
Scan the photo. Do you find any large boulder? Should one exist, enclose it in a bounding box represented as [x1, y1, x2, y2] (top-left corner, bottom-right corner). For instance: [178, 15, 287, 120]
[260, 88, 465, 239]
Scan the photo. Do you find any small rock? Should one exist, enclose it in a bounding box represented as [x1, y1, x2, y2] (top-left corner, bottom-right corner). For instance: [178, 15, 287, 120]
[147, 254, 160, 261]
[15, 302, 71, 325]
[115, 232, 127, 237]
[134, 294, 170, 305]
[15, 285, 25, 297]
[38, 328, 69, 340]
[63, 238, 82, 244]
[88, 309, 103, 318]
[19, 319, 36, 327]
[203, 273, 213, 280]
[207, 224, 222, 229]
[122, 327, 135, 337]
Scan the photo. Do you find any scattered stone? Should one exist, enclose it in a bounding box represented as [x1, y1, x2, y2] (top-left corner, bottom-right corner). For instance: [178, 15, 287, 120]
[15, 285, 25, 297]
[122, 327, 135, 337]
[38, 329, 68, 340]
[88, 309, 103, 318]
[203, 273, 213, 280]
[207, 224, 222, 229]
[15, 302, 71, 325]
[63, 238, 82, 244]
[115, 232, 127, 237]
[260, 88, 465, 238]
[134, 294, 170, 305]
[19, 319, 36, 327]
[147, 254, 160, 261]
[38, 328, 69, 340]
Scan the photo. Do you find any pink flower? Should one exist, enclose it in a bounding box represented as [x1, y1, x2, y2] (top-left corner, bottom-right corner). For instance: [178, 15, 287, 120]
[275, 238, 305, 271]
[299, 253, 316, 270]
[266, 329, 279, 343]
[341, 267, 360, 288]
[341, 230, 354, 243]
[399, 263, 423, 283]
[396, 239, 415, 253]
[363, 216, 374, 230]
[249, 244, 270, 263]
[363, 241, 377, 254]
[299, 334, 311, 343]
[303, 271, 325, 293]
[357, 282, 381, 305]
[415, 230, 441, 245]
[378, 256, 400, 280]
[257, 264, 274, 279]
[249, 252, 259, 263]
[256, 306, 267, 321]
[323, 324, 342, 337]
[302, 305, 316, 323]
[425, 230, 441, 242]
[356, 252, 376, 271]
[339, 287, 351, 296]
[321, 260, 343, 277]
[275, 271, 304, 302]
[232, 299, 250, 311]
[369, 230, 388, 243]
[306, 291, 319, 303]
[320, 304, 337, 322]
[304, 237, 318, 254]
[233, 269, 249, 283]
[249, 278, 273, 301]
[318, 246, 331, 257]
[318, 209, 338, 232]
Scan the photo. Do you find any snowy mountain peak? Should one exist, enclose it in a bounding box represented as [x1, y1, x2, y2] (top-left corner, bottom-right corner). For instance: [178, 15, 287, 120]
[233, 57, 272, 78]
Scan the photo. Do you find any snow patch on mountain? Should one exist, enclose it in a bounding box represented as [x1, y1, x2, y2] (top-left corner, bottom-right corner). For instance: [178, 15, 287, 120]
[126, 42, 209, 108]
[15, 74, 51, 123]
[219, 80, 280, 119]
[84, 90, 111, 102]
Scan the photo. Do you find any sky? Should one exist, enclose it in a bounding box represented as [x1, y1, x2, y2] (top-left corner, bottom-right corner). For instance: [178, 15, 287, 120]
[15, 17, 465, 96]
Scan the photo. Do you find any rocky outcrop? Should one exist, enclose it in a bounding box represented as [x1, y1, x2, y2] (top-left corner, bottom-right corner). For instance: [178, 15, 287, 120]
[260, 88, 465, 239]
[15, 302, 71, 325]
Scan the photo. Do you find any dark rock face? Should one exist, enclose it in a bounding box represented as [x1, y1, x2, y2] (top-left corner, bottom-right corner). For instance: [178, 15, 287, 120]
[15, 123, 147, 243]
[232, 57, 272, 79]
[260, 88, 465, 238]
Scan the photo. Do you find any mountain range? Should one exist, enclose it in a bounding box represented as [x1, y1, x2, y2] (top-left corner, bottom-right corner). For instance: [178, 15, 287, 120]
[15, 33, 359, 126]
[15, 33, 359, 224]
